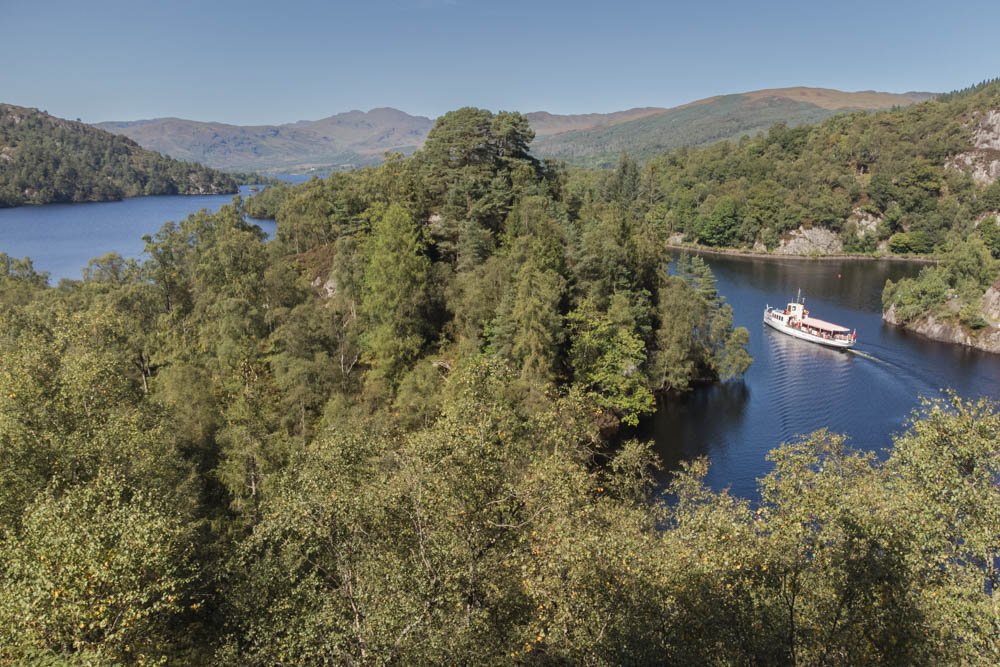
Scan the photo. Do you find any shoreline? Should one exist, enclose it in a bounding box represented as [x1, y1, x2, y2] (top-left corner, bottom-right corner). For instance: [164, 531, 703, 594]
[665, 242, 939, 265]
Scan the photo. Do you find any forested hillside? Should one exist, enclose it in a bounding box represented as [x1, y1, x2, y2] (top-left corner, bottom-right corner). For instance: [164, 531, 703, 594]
[532, 88, 932, 168]
[1, 106, 998, 664]
[0, 103, 240, 207]
[640, 79, 1000, 257]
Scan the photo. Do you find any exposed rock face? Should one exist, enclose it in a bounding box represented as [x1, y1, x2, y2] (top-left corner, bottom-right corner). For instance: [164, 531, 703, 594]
[775, 226, 844, 255]
[900, 315, 1000, 354]
[972, 109, 1000, 150]
[884, 280, 1000, 355]
[883, 303, 901, 326]
[311, 274, 337, 299]
[945, 109, 1000, 184]
[847, 208, 881, 238]
[983, 279, 1000, 324]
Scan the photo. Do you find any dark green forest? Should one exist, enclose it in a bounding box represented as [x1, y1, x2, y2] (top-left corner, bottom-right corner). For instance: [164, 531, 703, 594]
[0, 103, 998, 664]
[0, 104, 241, 207]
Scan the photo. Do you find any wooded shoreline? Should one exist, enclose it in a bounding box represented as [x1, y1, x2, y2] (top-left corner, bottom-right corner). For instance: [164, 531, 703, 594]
[666, 242, 940, 264]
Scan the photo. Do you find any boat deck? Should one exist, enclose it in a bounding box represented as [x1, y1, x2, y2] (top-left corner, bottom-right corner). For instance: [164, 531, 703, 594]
[801, 316, 850, 333]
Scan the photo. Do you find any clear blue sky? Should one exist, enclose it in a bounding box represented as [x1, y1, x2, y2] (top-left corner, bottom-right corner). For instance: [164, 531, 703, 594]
[2, 0, 999, 125]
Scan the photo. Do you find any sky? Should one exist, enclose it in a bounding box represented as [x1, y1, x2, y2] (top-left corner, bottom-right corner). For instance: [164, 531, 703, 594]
[2, 0, 1000, 125]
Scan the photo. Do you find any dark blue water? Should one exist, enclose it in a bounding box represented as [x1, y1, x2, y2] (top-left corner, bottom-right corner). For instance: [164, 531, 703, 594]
[650, 254, 1000, 498]
[0, 186, 275, 282]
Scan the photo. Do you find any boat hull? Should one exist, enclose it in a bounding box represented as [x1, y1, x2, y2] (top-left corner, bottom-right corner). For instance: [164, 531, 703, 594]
[763, 312, 855, 349]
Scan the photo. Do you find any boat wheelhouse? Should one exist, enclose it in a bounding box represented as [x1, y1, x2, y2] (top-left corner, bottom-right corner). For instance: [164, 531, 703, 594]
[763, 292, 856, 349]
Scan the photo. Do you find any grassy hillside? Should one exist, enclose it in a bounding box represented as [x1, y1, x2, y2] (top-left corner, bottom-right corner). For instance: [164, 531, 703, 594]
[0, 104, 239, 207]
[531, 89, 932, 168]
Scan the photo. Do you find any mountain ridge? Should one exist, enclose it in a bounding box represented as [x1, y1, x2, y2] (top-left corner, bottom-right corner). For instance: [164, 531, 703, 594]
[95, 87, 935, 173]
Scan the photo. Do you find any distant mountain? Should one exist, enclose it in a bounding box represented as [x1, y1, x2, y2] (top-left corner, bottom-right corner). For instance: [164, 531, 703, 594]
[0, 104, 239, 207]
[97, 108, 435, 174]
[531, 88, 935, 168]
[96, 88, 935, 173]
[525, 107, 669, 137]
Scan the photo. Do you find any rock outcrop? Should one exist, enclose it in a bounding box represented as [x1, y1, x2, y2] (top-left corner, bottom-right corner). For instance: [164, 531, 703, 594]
[983, 278, 1000, 323]
[775, 226, 844, 255]
[311, 274, 337, 299]
[847, 208, 882, 239]
[883, 279, 1000, 355]
[945, 109, 1000, 184]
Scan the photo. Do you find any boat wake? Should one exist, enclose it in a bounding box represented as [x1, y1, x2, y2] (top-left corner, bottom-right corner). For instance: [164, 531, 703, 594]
[846, 348, 886, 364]
[764, 328, 853, 444]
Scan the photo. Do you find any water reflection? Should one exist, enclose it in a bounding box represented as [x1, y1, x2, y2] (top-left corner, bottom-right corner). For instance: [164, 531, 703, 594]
[644, 381, 750, 479]
[648, 253, 1000, 499]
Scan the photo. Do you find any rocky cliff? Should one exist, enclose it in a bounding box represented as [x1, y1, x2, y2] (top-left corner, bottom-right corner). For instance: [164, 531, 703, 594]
[774, 226, 844, 255]
[945, 108, 1000, 183]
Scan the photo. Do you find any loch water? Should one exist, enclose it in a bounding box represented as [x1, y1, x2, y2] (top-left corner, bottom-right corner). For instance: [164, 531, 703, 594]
[0, 186, 275, 282]
[648, 253, 1000, 498]
[1, 200, 997, 500]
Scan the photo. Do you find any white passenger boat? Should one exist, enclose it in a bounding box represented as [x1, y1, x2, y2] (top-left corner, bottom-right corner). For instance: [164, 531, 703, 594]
[763, 292, 856, 349]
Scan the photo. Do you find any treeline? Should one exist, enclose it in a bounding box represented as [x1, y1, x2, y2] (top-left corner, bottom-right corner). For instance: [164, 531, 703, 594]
[1, 107, 997, 664]
[635, 81, 1000, 254]
[0, 103, 241, 207]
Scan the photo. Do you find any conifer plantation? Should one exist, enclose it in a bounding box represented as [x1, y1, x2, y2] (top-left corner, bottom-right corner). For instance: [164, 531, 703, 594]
[1, 107, 998, 665]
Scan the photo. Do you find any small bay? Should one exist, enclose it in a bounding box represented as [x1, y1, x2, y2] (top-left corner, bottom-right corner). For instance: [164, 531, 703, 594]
[0, 186, 275, 282]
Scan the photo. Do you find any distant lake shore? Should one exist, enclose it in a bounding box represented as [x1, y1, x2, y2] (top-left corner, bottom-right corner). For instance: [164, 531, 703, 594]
[666, 241, 939, 264]
[0, 186, 274, 282]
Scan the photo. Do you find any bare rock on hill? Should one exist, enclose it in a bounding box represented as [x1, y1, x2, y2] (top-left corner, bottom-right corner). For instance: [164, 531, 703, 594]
[775, 226, 844, 255]
[946, 109, 1000, 183]
[847, 208, 882, 238]
[983, 278, 1000, 324]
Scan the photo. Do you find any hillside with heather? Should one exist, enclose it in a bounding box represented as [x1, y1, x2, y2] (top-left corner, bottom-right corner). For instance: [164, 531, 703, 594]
[532, 88, 933, 167]
[95, 87, 931, 174]
[0, 104, 239, 207]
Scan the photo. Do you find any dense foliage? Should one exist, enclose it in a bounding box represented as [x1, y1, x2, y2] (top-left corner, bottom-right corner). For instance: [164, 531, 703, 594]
[883, 236, 1000, 328]
[636, 80, 1000, 255]
[0, 103, 241, 207]
[1, 105, 997, 664]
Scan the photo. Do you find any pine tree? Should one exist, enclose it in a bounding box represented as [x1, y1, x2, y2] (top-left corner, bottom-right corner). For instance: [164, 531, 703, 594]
[361, 204, 431, 387]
